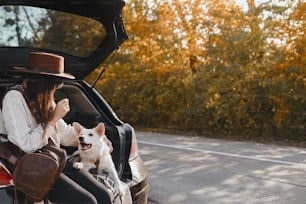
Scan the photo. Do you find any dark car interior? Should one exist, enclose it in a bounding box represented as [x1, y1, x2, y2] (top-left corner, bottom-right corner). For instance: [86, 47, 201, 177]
[55, 84, 101, 127]
[57, 84, 127, 174]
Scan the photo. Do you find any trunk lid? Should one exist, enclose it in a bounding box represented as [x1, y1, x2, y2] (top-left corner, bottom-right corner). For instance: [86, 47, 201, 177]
[0, 0, 128, 81]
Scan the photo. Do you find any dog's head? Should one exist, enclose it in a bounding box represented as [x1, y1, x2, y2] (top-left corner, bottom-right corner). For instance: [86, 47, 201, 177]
[73, 122, 106, 152]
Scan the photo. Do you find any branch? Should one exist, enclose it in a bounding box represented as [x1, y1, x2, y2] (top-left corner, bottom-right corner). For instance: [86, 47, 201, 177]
[22, 6, 41, 42]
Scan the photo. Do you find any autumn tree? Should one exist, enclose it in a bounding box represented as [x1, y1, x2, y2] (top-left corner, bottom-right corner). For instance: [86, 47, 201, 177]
[94, 0, 305, 143]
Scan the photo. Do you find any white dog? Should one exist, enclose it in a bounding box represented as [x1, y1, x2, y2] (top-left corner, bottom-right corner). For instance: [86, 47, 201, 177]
[72, 122, 125, 199]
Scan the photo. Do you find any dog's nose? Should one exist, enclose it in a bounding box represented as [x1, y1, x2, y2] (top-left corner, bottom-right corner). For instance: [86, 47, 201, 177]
[79, 137, 84, 142]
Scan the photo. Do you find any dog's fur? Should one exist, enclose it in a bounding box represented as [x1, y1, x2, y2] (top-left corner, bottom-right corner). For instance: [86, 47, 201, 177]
[72, 122, 125, 198]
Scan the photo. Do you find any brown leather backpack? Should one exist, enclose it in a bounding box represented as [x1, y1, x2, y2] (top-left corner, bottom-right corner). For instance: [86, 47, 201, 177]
[13, 140, 67, 202]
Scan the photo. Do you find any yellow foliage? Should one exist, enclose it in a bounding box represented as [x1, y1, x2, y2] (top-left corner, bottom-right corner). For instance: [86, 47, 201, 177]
[92, 0, 305, 139]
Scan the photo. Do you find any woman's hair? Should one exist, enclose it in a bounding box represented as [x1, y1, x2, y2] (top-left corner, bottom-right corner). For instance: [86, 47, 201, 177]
[24, 77, 63, 128]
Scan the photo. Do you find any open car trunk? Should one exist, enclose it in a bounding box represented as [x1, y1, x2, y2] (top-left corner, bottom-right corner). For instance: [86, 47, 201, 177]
[0, 0, 128, 81]
[0, 81, 131, 176]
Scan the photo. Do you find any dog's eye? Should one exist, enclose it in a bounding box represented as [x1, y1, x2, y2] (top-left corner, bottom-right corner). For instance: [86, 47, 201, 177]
[89, 133, 93, 137]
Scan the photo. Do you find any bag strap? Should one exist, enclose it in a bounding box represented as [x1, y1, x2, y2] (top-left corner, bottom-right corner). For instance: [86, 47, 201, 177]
[0, 141, 24, 165]
[14, 187, 49, 204]
[47, 137, 56, 147]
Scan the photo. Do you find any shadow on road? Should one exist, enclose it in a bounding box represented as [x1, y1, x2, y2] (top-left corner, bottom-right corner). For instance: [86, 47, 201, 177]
[138, 132, 306, 204]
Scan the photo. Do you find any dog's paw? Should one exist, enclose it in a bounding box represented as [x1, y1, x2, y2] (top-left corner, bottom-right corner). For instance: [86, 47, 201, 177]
[73, 162, 84, 169]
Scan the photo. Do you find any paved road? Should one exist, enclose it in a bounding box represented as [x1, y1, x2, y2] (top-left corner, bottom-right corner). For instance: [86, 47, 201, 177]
[136, 131, 306, 204]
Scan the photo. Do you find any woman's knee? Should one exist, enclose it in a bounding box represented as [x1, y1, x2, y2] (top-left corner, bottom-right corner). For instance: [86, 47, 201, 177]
[76, 191, 98, 204]
[48, 173, 98, 204]
[95, 191, 112, 204]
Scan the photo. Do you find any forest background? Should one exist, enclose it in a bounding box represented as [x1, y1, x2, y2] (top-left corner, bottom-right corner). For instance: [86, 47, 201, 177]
[0, 0, 304, 146]
[2, 0, 301, 146]
[87, 0, 305, 147]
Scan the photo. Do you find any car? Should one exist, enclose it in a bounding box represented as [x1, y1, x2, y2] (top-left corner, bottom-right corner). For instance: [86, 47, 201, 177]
[0, 0, 149, 203]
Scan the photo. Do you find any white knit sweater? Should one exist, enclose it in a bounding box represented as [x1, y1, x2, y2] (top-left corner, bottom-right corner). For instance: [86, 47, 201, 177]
[0, 90, 78, 153]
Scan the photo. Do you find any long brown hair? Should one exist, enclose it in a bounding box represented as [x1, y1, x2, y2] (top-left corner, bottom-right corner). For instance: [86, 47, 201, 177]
[24, 77, 63, 128]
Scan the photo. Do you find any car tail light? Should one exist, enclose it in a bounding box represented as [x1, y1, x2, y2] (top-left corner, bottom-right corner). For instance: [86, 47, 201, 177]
[0, 161, 13, 187]
[129, 128, 139, 161]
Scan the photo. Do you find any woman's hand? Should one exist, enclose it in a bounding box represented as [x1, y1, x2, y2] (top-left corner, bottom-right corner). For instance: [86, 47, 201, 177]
[49, 98, 70, 127]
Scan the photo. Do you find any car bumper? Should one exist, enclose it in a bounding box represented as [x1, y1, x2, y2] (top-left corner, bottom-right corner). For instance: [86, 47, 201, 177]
[127, 155, 149, 204]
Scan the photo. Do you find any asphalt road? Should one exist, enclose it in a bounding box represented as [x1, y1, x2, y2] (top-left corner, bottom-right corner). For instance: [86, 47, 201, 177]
[136, 131, 306, 204]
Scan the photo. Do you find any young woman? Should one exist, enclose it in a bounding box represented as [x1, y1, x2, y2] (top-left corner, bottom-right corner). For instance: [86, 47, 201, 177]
[0, 52, 113, 204]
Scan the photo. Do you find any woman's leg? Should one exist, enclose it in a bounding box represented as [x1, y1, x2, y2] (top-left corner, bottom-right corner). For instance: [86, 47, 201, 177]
[63, 161, 112, 204]
[48, 173, 97, 204]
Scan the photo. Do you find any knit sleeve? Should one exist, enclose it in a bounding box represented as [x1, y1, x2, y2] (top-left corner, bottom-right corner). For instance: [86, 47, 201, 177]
[2, 90, 48, 153]
[57, 119, 78, 147]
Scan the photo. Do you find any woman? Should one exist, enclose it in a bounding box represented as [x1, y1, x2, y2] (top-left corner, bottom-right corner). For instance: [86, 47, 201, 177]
[1, 52, 113, 204]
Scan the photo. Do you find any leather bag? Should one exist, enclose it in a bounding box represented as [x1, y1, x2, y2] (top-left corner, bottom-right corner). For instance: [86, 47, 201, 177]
[13, 140, 67, 202]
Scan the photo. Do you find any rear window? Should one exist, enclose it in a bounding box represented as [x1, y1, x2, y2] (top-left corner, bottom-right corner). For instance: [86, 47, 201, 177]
[0, 5, 106, 57]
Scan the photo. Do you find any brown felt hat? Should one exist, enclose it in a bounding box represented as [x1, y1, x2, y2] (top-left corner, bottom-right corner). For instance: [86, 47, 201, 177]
[14, 52, 75, 79]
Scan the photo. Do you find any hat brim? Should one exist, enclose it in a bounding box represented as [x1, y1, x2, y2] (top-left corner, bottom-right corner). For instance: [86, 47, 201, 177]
[13, 66, 75, 79]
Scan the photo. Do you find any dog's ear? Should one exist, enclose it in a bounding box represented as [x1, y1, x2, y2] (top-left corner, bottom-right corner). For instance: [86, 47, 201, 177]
[95, 123, 105, 136]
[73, 122, 83, 135]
